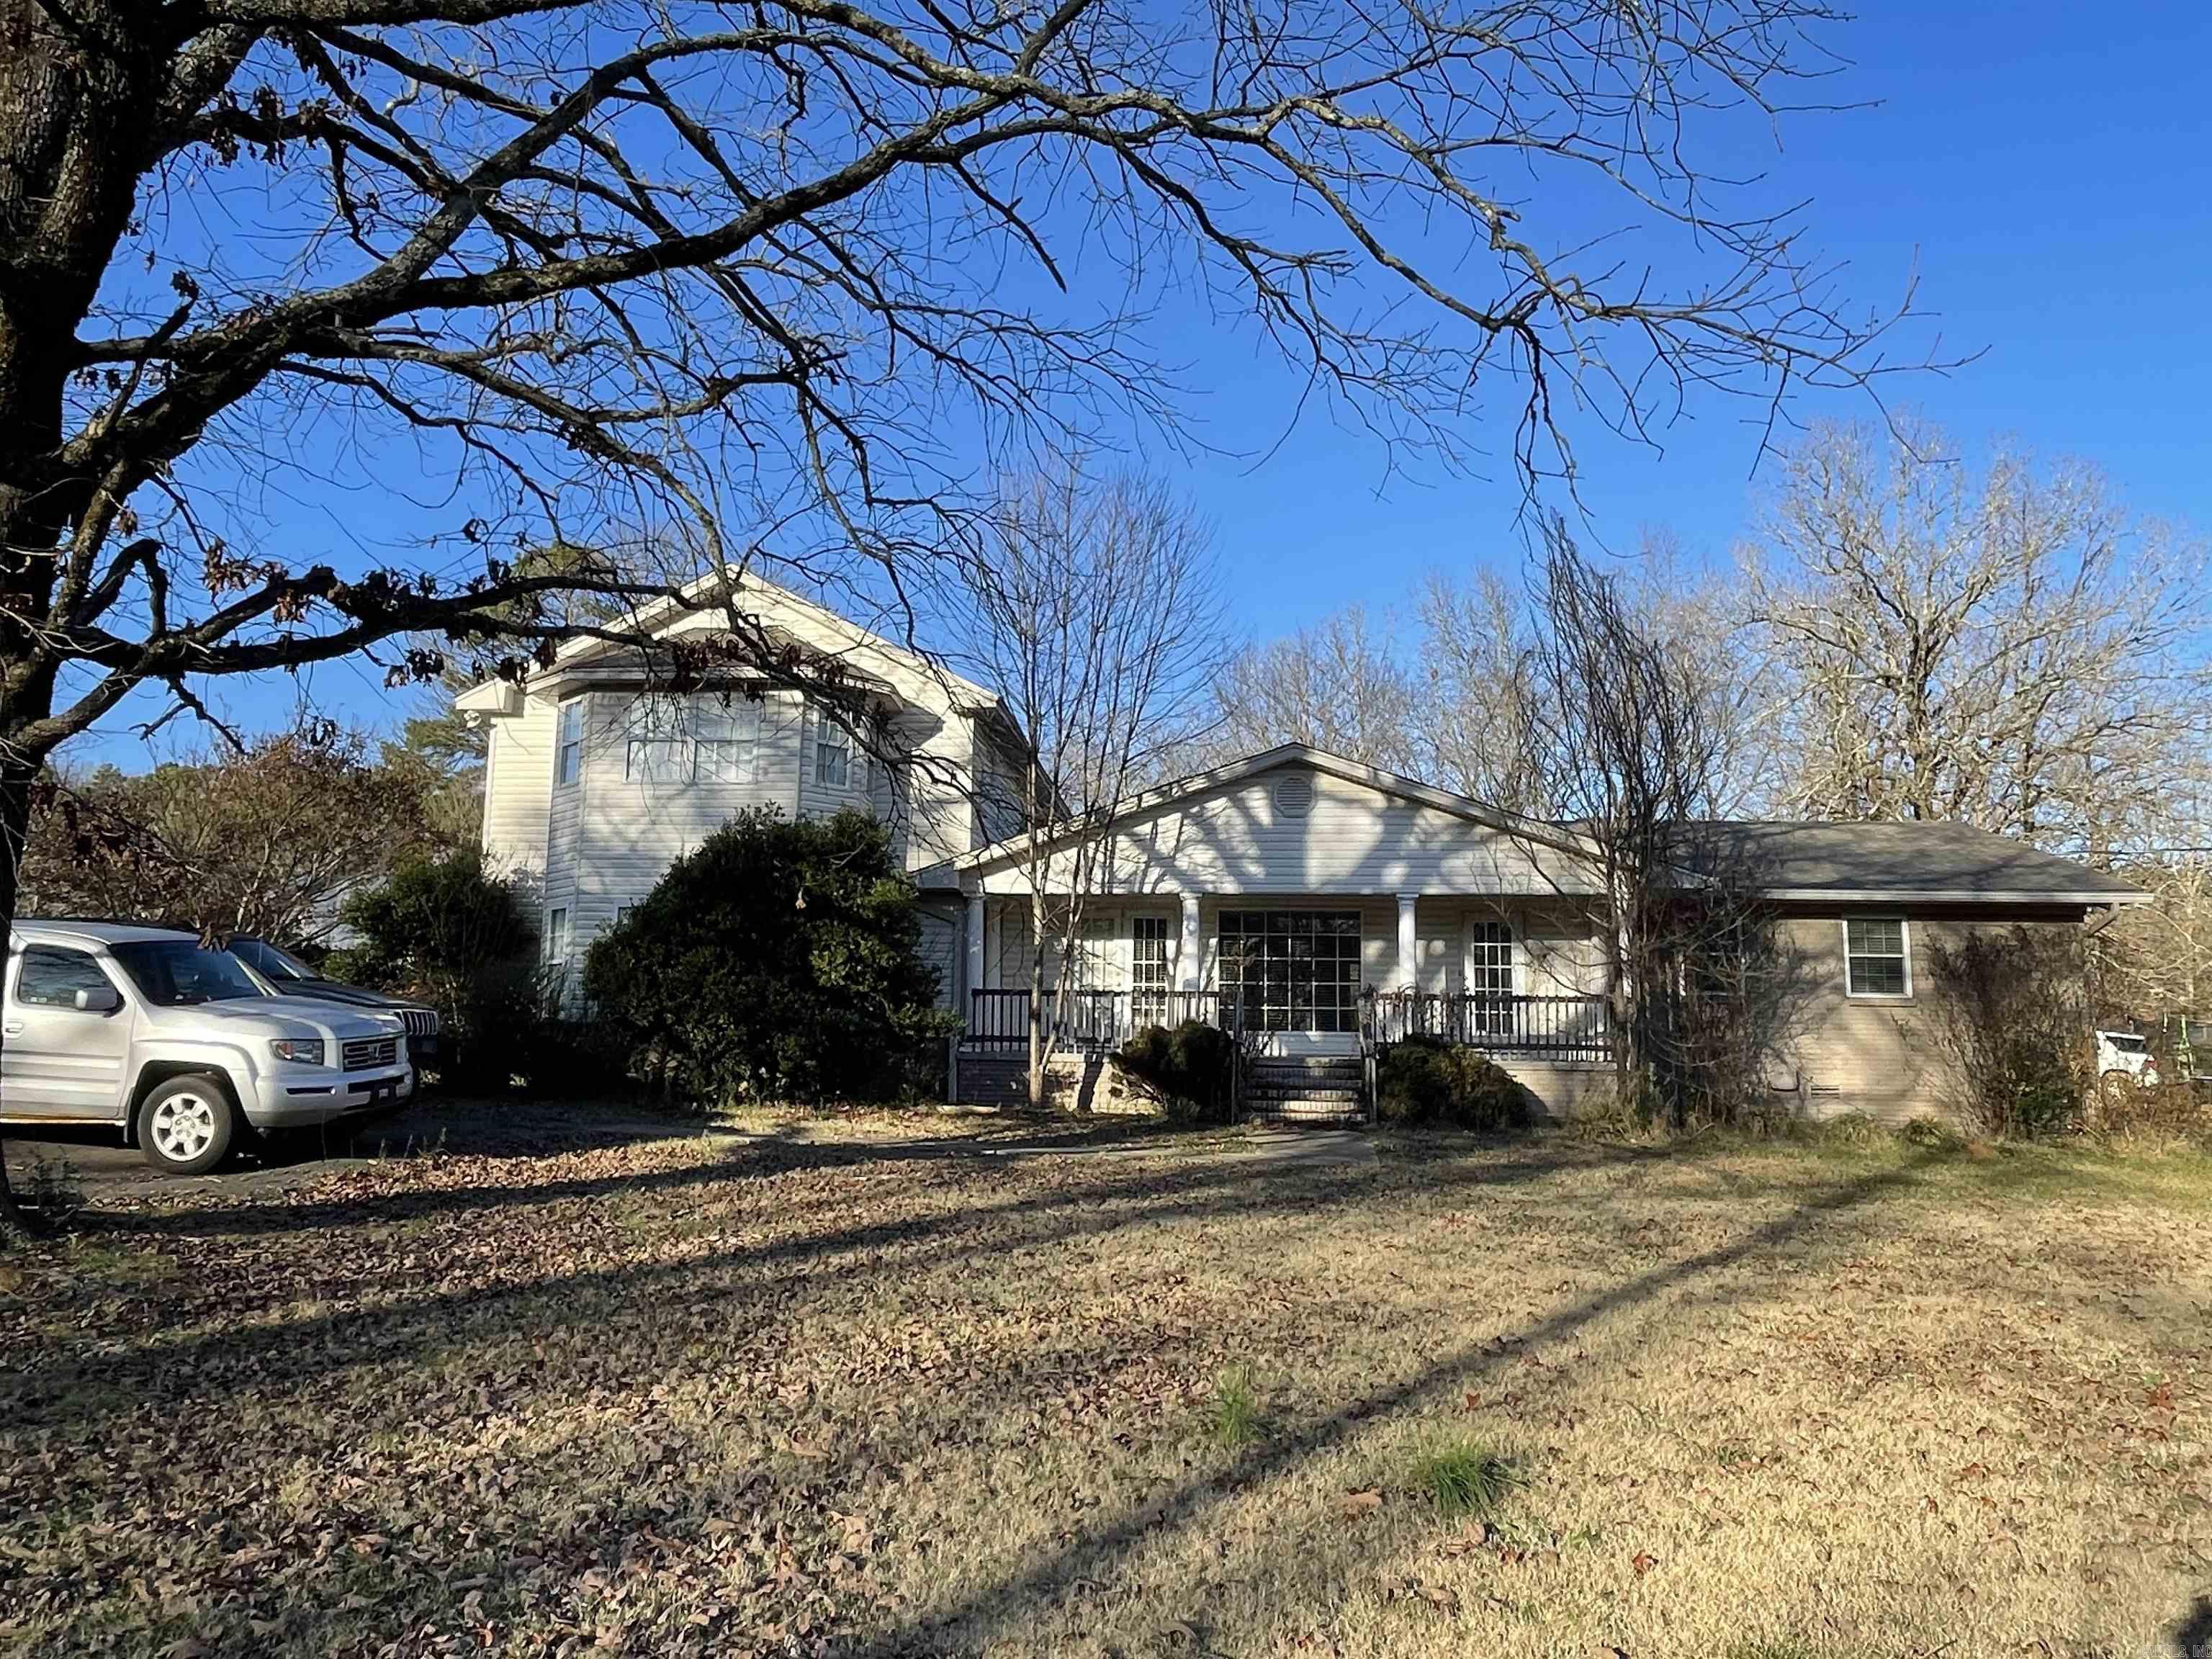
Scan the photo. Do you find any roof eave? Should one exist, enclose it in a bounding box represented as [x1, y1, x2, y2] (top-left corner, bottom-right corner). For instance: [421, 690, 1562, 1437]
[1760, 886, 2152, 907]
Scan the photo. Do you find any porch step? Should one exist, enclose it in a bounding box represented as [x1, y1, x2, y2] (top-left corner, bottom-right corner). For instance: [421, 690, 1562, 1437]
[1244, 1054, 1367, 1123]
[951, 1055, 1028, 1107]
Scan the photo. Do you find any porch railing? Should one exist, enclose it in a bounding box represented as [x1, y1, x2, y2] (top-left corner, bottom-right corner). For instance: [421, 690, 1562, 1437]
[1359, 989, 1611, 1063]
[962, 988, 1246, 1055]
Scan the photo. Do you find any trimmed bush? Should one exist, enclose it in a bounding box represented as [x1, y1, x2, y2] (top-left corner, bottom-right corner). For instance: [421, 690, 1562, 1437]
[1375, 1035, 1529, 1130]
[583, 807, 955, 1105]
[1117, 1020, 1238, 1120]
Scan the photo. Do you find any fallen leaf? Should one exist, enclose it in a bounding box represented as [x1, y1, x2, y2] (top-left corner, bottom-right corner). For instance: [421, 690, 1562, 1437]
[1630, 1552, 1658, 1576]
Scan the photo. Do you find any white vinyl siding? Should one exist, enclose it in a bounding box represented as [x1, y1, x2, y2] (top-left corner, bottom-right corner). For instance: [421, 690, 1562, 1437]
[971, 763, 1600, 898]
[480, 693, 557, 896]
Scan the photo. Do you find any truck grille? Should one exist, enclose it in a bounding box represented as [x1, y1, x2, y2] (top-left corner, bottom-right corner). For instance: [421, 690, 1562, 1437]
[343, 1036, 400, 1071]
[399, 1008, 439, 1038]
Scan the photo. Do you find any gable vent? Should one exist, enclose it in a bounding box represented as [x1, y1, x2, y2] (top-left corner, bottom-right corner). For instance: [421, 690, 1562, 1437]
[1272, 772, 1316, 819]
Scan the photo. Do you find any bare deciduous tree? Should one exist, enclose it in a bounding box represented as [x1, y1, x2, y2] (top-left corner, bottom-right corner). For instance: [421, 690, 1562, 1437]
[1519, 525, 1806, 1124]
[1743, 422, 2212, 854]
[1203, 609, 1419, 777]
[964, 469, 1221, 1107]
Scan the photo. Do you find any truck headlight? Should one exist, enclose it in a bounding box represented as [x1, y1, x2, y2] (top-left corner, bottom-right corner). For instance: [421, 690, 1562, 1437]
[270, 1038, 326, 1065]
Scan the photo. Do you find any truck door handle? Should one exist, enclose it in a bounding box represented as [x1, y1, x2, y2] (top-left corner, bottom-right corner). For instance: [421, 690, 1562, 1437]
[2, 1022, 20, 1037]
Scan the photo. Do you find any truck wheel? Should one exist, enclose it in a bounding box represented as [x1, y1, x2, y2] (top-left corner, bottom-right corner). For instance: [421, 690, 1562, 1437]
[139, 1076, 238, 1175]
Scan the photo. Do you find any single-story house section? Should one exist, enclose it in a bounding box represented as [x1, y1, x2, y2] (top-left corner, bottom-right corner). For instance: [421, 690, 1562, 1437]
[930, 745, 2147, 1121]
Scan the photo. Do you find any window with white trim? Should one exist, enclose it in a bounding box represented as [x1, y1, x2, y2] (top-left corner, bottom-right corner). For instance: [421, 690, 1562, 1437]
[554, 699, 583, 786]
[623, 696, 688, 784]
[693, 696, 761, 783]
[1131, 915, 1172, 1025]
[814, 719, 851, 789]
[1844, 917, 1910, 997]
[1468, 919, 1514, 1035]
[542, 907, 570, 964]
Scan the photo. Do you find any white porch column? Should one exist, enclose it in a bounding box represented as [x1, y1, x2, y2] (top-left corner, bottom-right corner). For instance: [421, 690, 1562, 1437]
[963, 892, 986, 1009]
[1396, 893, 1419, 992]
[1178, 892, 1202, 994]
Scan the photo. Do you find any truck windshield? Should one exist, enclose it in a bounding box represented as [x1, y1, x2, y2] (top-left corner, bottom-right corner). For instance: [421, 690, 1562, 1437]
[233, 936, 318, 983]
[109, 940, 266, 1006]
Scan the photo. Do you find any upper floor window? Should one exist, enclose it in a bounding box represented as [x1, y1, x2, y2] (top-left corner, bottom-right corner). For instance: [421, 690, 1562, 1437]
[695, 698, 761, 783]
[1844, 917, 1910, 997]
[554, 700, 583, 786]
[624, 696, 688, 784]
[815, 720, 852, 789]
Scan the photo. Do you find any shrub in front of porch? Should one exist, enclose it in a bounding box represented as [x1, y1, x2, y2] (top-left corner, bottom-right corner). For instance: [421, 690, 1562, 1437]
[1375, 1035, 1531, 1130]
[1115, 1021, 1238, 1120]
[582, 807, 956, 1105]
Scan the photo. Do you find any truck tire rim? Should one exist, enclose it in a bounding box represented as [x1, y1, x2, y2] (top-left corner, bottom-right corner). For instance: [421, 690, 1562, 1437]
[150, 1093, 217, 1162]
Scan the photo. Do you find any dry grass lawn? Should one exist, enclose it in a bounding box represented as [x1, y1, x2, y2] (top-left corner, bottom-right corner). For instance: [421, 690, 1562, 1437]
[2, 1115, 2208, 1658]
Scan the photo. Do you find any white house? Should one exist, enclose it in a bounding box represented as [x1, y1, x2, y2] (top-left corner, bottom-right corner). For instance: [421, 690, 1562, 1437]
[457, 573, 1033, 1006]
[467, 577, 2146, 1123]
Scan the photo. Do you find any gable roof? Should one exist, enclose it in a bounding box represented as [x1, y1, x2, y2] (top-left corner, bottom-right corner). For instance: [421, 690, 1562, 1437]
[1668, 820, 2147, 906]
[455, 567, 999, 714]
[954, 744, 2148, 909]
[952, 744, 1600, 873]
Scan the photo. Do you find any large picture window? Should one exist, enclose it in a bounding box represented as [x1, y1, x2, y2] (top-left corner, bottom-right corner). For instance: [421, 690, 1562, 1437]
[1218, 909, 1361, 1033]
[1844, 917, 1910, 997]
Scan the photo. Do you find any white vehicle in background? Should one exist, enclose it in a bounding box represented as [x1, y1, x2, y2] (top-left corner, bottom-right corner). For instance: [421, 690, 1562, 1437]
[0, 921, 413, 1174]
[2095, 1029, 2159, 1097]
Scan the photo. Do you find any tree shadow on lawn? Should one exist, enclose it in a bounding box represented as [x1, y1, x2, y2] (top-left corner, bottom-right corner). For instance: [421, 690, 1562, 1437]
[85, 1109, 1285, 1239]
[76, 1148, 1951, 1658]
[12, 1134, 1751, 1442]
[853, 1150, 1945, 1655]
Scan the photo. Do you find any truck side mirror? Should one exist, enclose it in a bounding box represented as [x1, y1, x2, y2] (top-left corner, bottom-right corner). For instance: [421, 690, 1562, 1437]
[74, 984, 122, 1015]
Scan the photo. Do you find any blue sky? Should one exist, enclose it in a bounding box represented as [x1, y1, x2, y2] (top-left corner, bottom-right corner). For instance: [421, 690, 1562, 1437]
[68, 0, 2212, 769]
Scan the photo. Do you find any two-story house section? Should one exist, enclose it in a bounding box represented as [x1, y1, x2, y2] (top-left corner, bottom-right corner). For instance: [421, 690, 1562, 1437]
[455, 571, 1032, 1010]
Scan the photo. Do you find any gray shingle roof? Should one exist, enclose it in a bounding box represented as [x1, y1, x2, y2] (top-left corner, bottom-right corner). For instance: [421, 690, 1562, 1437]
[1668, 821, 2145, 903]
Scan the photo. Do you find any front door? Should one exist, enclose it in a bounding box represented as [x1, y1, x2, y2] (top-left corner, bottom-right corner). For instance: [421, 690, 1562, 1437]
[1217, 909, 1362, 1054]
[2, 945, 133, 1122]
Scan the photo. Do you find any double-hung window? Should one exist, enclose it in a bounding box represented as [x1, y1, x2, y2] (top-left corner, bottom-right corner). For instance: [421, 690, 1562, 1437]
[624, 696, 688, 784]
[554, 700, 583, 786]
[814, 720, 852, 789]
[1843, 917, 1910, 997]
[694, 696, 760, 783]
[542, 907, 570, 965]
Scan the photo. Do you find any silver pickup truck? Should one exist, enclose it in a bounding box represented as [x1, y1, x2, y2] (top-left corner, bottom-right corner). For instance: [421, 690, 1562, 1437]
[1, 920, 415, 1174]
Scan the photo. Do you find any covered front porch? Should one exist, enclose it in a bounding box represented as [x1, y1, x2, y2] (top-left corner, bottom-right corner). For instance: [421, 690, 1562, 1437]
[934, 746, 1620, 1114]
[948, 892, 1612, 1065]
